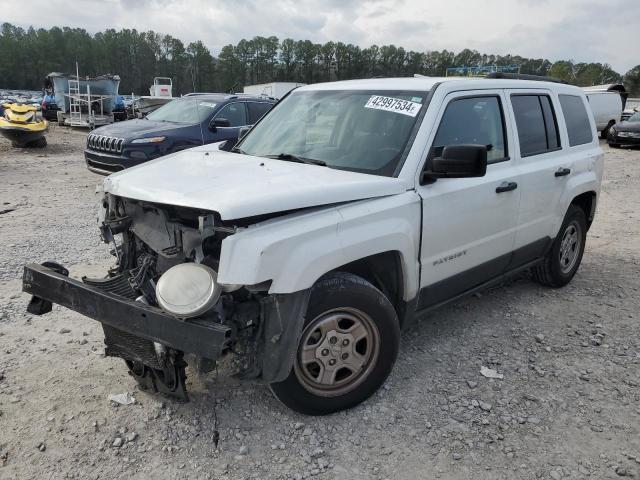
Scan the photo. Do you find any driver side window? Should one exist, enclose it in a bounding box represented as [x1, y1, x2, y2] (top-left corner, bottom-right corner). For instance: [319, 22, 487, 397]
[431, 96, 508, 164]
[216, 103, 247, 127]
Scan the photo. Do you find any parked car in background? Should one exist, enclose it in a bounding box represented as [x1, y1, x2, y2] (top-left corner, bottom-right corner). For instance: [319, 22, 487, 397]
[622, 98, 639, 121]
[41, 93, 60, 121]
[84, 94, 276, 175]
[25, 76, 603, 415]
[608, 111, 640, 147]
[582, 84, 626, 138]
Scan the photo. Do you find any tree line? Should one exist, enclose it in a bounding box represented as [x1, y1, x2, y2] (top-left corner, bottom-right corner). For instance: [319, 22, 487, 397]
[1, 22, 639, 96]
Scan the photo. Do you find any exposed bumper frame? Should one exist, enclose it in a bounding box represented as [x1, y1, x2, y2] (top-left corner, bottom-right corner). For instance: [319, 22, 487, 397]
[22, 263, 230, 359]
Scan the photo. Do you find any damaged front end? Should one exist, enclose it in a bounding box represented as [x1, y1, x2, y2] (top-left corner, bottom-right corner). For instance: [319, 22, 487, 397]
[22, 193, 310, 402]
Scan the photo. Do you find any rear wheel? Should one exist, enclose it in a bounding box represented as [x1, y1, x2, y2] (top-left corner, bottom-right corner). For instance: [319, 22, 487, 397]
[270, 272, 400, 415]
[533, 204, 587, 287]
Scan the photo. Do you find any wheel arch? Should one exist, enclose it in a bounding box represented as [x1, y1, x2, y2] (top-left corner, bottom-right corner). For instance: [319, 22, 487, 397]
[570, 190, 597, 231]
[328, 251, 409, 327]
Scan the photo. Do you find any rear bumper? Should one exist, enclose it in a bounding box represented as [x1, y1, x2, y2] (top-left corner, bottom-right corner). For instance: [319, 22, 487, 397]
[22, 263, 230, 359]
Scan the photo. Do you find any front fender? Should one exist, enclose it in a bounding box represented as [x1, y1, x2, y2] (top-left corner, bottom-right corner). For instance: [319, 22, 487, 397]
[217, 192, 422, 299]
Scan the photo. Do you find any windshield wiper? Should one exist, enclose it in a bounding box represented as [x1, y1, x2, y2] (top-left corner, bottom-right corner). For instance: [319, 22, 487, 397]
[264, 153, 327, 167]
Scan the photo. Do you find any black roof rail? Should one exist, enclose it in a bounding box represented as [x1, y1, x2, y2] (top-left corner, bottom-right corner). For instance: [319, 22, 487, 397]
[486, 72, 568, 84]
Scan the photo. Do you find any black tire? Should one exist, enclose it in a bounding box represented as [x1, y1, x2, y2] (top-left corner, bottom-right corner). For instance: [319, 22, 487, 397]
[533, 204, 587, 288]
[609, 143, 620, 148]
[270, 272, 400, 415]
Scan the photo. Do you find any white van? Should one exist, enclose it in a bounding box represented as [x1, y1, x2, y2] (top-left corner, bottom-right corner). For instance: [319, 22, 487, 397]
[583, 85, 626, 138]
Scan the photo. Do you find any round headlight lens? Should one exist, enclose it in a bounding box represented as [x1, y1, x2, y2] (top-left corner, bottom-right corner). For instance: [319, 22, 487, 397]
[155, 263, 221, 318]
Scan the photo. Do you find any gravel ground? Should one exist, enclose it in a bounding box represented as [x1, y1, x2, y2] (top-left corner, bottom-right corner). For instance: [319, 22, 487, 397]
[1, 128, 639, 480]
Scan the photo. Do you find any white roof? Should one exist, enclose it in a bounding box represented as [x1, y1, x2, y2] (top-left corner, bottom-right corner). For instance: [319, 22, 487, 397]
[582, 84, 626, 93]
[297, 76, 583, 93]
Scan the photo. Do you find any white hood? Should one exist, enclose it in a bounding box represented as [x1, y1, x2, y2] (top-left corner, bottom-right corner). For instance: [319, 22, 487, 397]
[103, 149, 410, 220]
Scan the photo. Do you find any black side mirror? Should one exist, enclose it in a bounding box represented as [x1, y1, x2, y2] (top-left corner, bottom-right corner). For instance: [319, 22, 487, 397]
[209, 117, 231, 131]
[422, 144, 487, 182]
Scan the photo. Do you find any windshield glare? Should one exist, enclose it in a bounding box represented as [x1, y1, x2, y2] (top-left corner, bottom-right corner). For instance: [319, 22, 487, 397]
[146, 98, 218, 124]
[239, 90, 427, 176]
[629, 112, 640, 122]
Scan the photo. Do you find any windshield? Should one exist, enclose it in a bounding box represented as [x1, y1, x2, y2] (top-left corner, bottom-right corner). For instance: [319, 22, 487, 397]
[146, 97, 218, 124]
[239, 89, 427, 176]
[629, 112, 640, 122]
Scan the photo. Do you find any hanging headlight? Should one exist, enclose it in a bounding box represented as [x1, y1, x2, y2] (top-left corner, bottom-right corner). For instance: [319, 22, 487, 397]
[155, 263, 222, 318]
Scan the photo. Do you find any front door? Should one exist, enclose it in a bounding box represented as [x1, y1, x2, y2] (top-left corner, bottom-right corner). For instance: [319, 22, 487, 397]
[209, 102, 249, 143]
[416, 90, 520, 309]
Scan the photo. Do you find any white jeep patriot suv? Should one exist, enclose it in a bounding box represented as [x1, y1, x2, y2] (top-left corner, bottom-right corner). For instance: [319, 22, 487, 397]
[23, 76, 603, 415]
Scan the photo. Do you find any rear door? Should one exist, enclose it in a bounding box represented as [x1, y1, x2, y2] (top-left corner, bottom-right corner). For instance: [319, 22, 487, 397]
[416, 90, 520, 309]
[505, 89, 570, 267]
[247, 101, 274, 124]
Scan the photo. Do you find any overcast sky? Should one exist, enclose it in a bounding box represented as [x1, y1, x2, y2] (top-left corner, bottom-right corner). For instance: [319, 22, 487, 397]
[3, 0, 638, 73]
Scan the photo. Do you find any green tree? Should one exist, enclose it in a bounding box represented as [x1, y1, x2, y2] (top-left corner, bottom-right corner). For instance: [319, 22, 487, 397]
[0, 21, 628, 95]
[573, 62, 621, 86]
[548, 60, 575, 83]
[278, 38, 296, 81]
[623, 65, 640, 96]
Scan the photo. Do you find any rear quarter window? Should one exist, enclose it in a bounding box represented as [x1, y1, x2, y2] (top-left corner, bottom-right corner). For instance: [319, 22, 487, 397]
[559, 94, 593, 146]
[248, 102, 273, 124]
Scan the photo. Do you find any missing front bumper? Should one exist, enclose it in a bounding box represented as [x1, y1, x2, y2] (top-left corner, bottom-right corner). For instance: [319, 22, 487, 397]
[22, 263, 231, 360]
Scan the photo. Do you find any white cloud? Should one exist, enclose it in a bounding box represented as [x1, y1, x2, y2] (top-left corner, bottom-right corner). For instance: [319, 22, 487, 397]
[2, 0, 638, 72]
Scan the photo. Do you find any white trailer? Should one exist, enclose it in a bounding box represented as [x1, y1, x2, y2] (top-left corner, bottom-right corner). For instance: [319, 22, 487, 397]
[243, 82, 305, 99]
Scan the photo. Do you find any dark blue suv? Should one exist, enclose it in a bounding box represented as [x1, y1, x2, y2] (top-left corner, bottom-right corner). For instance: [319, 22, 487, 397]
[84, 94, 276, 175]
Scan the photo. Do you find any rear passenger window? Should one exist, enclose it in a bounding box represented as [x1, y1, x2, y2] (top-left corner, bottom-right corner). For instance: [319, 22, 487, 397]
[248, 102, 273, 124]
[511, 95, 561, 157]
[431, 96, 507, 163]
[559, 94, 593, 146]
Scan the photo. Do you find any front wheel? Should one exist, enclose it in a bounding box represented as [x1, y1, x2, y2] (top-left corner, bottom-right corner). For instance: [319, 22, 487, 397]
[533, 204, 587, 287]
[270, 272, 400, 415]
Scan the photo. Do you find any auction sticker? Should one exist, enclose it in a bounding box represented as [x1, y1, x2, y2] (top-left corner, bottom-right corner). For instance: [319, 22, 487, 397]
[364, 95, 422, 117]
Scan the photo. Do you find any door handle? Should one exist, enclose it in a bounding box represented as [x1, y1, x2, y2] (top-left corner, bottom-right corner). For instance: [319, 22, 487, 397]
[496, 181, 518, 193]
[555, 167, 571, 177]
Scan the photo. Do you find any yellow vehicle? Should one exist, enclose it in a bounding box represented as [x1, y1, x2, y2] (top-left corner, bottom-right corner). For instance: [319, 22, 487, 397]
[0, 103, 48, 147]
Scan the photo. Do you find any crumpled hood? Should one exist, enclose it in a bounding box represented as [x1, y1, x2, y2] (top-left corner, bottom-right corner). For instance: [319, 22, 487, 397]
[103, 149, 410, 220]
